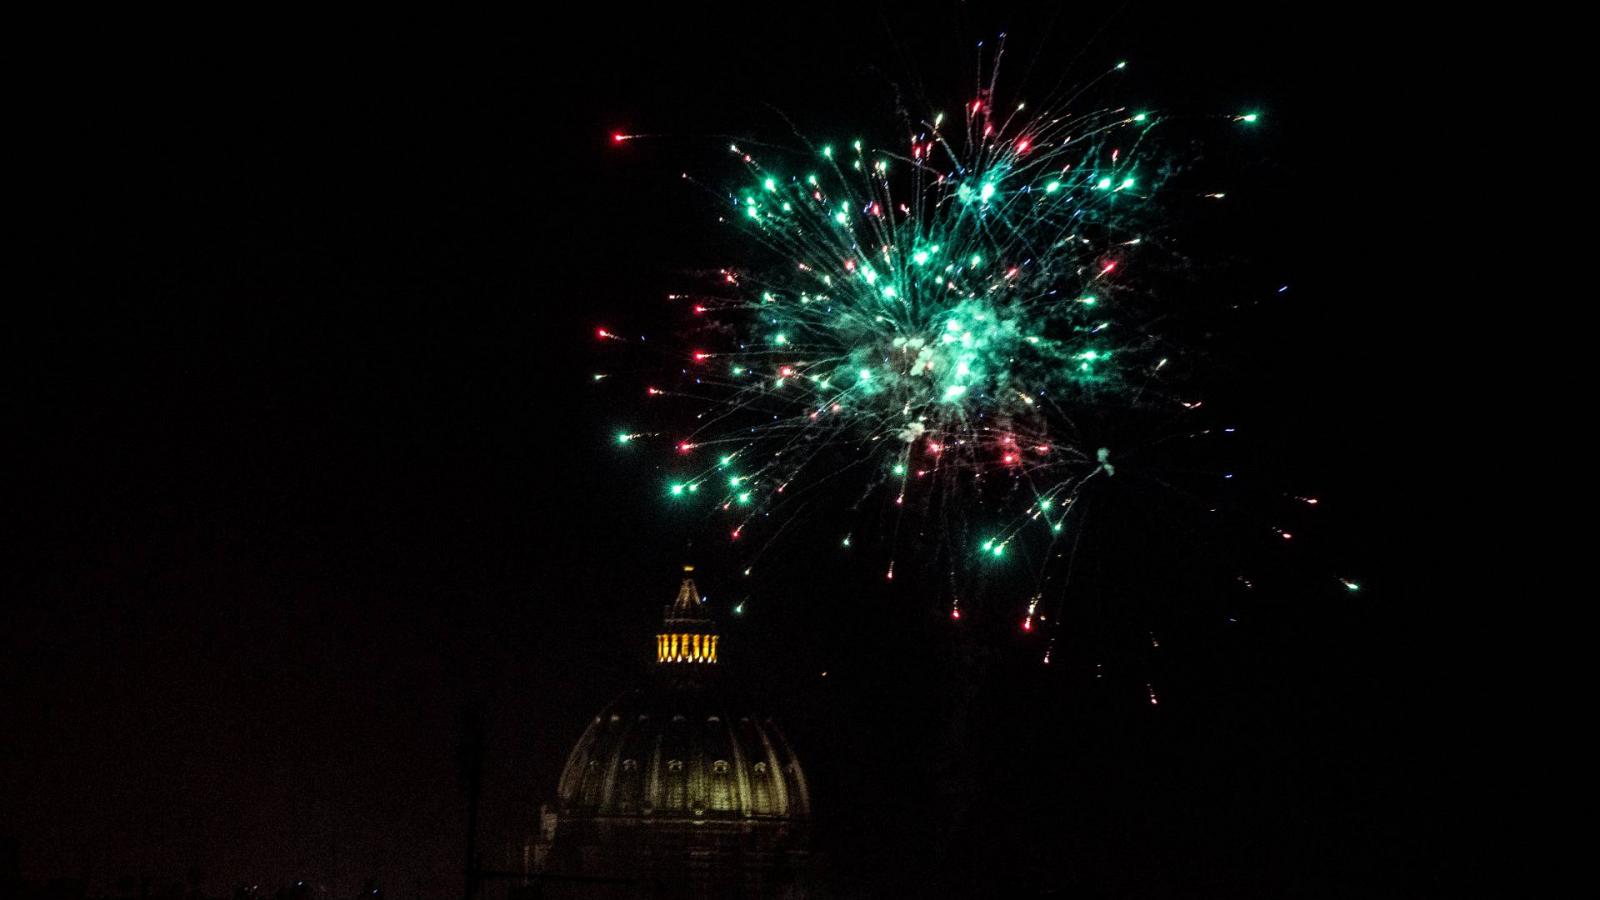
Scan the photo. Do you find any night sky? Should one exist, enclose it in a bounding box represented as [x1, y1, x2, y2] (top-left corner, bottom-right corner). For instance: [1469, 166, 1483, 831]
[9, 5, 1439, 898]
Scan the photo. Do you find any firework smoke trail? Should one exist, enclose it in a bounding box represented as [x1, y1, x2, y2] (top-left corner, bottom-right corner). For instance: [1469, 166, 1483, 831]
[602, 54, 1283, 624]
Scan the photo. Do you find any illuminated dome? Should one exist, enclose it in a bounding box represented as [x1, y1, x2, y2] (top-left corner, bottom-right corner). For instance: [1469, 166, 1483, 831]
[556, 686, 811, 822]
[529, 567, 812, 896]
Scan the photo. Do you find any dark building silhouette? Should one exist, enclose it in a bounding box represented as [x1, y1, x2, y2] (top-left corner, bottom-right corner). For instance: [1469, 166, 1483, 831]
[526, 567, 812, 898]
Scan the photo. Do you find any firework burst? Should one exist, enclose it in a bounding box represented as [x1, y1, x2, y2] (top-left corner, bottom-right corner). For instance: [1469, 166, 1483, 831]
[601, 54, 1285, 627]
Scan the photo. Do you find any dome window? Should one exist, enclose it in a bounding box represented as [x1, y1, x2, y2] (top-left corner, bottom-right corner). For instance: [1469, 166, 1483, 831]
[712, 760, 729, 774]
[621, 759, 638, 771]
[667, 759, 684, 772]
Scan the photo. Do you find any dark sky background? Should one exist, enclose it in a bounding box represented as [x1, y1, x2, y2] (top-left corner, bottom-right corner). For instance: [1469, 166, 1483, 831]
[8, 5, 1438, 898]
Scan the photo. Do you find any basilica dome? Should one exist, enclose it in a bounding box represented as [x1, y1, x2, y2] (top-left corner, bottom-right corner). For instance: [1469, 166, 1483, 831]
[556, 684, 810, 822]
[530, 567, 811, 896]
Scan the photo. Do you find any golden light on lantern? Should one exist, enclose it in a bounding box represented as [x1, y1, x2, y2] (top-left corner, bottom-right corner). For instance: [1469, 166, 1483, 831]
[656, 632, 719, 663]
[655, 565, 719, 664]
